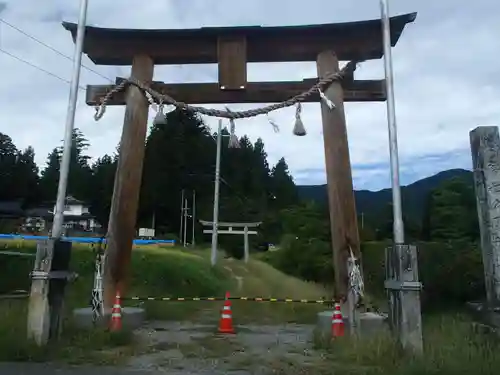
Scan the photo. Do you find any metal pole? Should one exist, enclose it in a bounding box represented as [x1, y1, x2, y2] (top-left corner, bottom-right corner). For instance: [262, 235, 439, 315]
[183, 199, 188, 247]
[192, 190, 196, 247]
[179, 189, 184, 245]
[380, 0, 404, 244]
[51, 0, 89, 239]
[211, 120, 223, 266]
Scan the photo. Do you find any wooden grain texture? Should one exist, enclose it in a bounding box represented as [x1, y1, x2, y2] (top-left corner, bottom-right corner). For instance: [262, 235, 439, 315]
[316, 50, 360, 300]
[217, 36, 247, 89]
[103, 55, 154, 308]
[86, 79, 386, 106]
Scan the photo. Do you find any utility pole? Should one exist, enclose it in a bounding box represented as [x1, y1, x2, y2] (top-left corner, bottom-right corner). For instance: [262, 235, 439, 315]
[179, 189, 185, 245]
[211, 120, 223, 266]
[192, 190, 196, 247]
[183, 199, 188, 247]
[28, 0, 88, 346]
[380, 0, 423, 355]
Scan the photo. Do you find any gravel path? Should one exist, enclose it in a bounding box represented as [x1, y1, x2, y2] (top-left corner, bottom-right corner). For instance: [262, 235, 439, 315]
[0, 321, 326, 375]
[128, 321, 326, 374]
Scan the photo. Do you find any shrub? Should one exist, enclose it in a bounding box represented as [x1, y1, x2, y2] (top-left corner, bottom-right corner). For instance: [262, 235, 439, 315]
[219, 236, 244, 260]
[264, 239, 485, 310]
[264, 234, 334, 285]
[362, 241, 485, 310]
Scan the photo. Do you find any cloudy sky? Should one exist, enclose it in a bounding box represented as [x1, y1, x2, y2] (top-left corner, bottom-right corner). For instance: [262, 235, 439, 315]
[0, 0, 497, 190]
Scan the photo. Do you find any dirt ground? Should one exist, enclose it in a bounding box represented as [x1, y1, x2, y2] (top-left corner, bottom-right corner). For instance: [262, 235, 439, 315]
[128, 320, 326, 374]
[0, 321, 329, 375]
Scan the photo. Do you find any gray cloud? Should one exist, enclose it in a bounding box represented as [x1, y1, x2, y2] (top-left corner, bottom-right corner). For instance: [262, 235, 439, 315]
[0, 0, 497, 190]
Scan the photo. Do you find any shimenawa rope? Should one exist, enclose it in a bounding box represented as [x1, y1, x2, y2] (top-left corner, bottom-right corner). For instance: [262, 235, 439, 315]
[93, 60, 360, 136]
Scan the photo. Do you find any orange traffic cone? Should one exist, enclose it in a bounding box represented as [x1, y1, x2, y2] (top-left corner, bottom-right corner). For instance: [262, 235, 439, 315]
[331, 302, 345, 338]
[110, 292, 122, 332]
[218, 291, 235, 334]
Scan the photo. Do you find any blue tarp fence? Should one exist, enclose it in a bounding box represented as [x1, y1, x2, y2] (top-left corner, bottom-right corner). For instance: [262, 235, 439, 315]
[0, 234, 175, 246]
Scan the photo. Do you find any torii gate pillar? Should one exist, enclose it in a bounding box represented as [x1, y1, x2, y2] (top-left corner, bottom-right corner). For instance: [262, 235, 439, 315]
[104, 55, 154, 307]
[317, 50, 361, 301]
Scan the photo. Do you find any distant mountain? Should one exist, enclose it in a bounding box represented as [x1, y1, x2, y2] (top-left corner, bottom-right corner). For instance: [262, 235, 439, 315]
[297, 169, 473, 222]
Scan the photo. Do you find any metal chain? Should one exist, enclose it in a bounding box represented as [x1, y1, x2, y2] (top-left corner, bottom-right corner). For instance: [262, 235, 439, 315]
[94, 60, 360, 121]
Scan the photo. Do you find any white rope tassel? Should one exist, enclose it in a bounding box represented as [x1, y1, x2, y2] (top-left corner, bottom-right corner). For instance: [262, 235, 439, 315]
[228, 118, 240, 148]
[226, 108, 240, 148]
[145, 91, 158, 112]
[94, 105, 106, 121]
[318, 88, 335, 109]
[267, 114, 280, 133]
[153, 102, 168, 126]
[293, 102, 306, 136]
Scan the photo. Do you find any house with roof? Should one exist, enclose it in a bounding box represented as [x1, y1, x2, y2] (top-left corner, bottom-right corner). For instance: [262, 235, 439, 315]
[24, 196, 101, 234]
[0, 200, 25, 232]
[0, 201, 24, 219]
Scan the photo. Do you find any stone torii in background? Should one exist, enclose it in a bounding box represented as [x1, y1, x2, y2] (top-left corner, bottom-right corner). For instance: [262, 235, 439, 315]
[199, 220, 261, 263]
[63, 12, 416, 308]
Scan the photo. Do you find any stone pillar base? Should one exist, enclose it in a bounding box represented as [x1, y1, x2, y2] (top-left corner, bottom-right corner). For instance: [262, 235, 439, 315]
[72, 307, 145, 330]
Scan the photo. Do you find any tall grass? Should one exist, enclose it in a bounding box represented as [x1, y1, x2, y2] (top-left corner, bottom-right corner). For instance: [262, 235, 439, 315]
[313, 314, 499, 375]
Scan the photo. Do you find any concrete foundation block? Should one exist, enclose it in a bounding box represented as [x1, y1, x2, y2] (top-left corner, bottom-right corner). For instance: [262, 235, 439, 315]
[467, 301, 500, 330]
[72, 307, 146, 330]
[316, 310, 388, 339]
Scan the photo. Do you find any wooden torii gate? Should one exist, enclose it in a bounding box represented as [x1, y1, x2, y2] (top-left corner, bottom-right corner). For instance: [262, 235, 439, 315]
[63, 12, 416, 306]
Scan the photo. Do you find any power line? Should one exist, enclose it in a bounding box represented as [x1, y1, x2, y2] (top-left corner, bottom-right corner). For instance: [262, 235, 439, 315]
[0, 18, 113, 83]
[0, 47, 86, 91]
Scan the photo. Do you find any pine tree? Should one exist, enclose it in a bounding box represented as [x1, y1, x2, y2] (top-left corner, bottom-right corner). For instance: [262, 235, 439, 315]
[39, 128, 92, 202]
[13, 147, 39, 206]
[89, 155, 116, 229]
[0, 133, 19, 200]
[39, 148, 60, 202]
[270, 157, 298, 209]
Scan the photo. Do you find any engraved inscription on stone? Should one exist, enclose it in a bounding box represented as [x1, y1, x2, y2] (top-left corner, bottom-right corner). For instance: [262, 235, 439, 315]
[487, 181, 500, 194]
[470, 127, 500, 304]
[489, 198, 500, 210]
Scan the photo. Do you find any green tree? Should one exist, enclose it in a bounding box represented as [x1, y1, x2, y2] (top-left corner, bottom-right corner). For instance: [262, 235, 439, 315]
[12, 147, 39, 206]
[269, 157, 298, 209]
[89, 154, 117, 229]
[39, 128, 92, 202]
[375, 202, 422, 241]
[140, 109, 216, 235]
[422, 176, 479, 241]
[39, 148, 60, 201]
[0, 133, 19, 200]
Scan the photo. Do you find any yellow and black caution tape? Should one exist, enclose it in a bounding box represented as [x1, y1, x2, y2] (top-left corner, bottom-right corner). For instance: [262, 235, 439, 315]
[123, 296, 337, 304]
